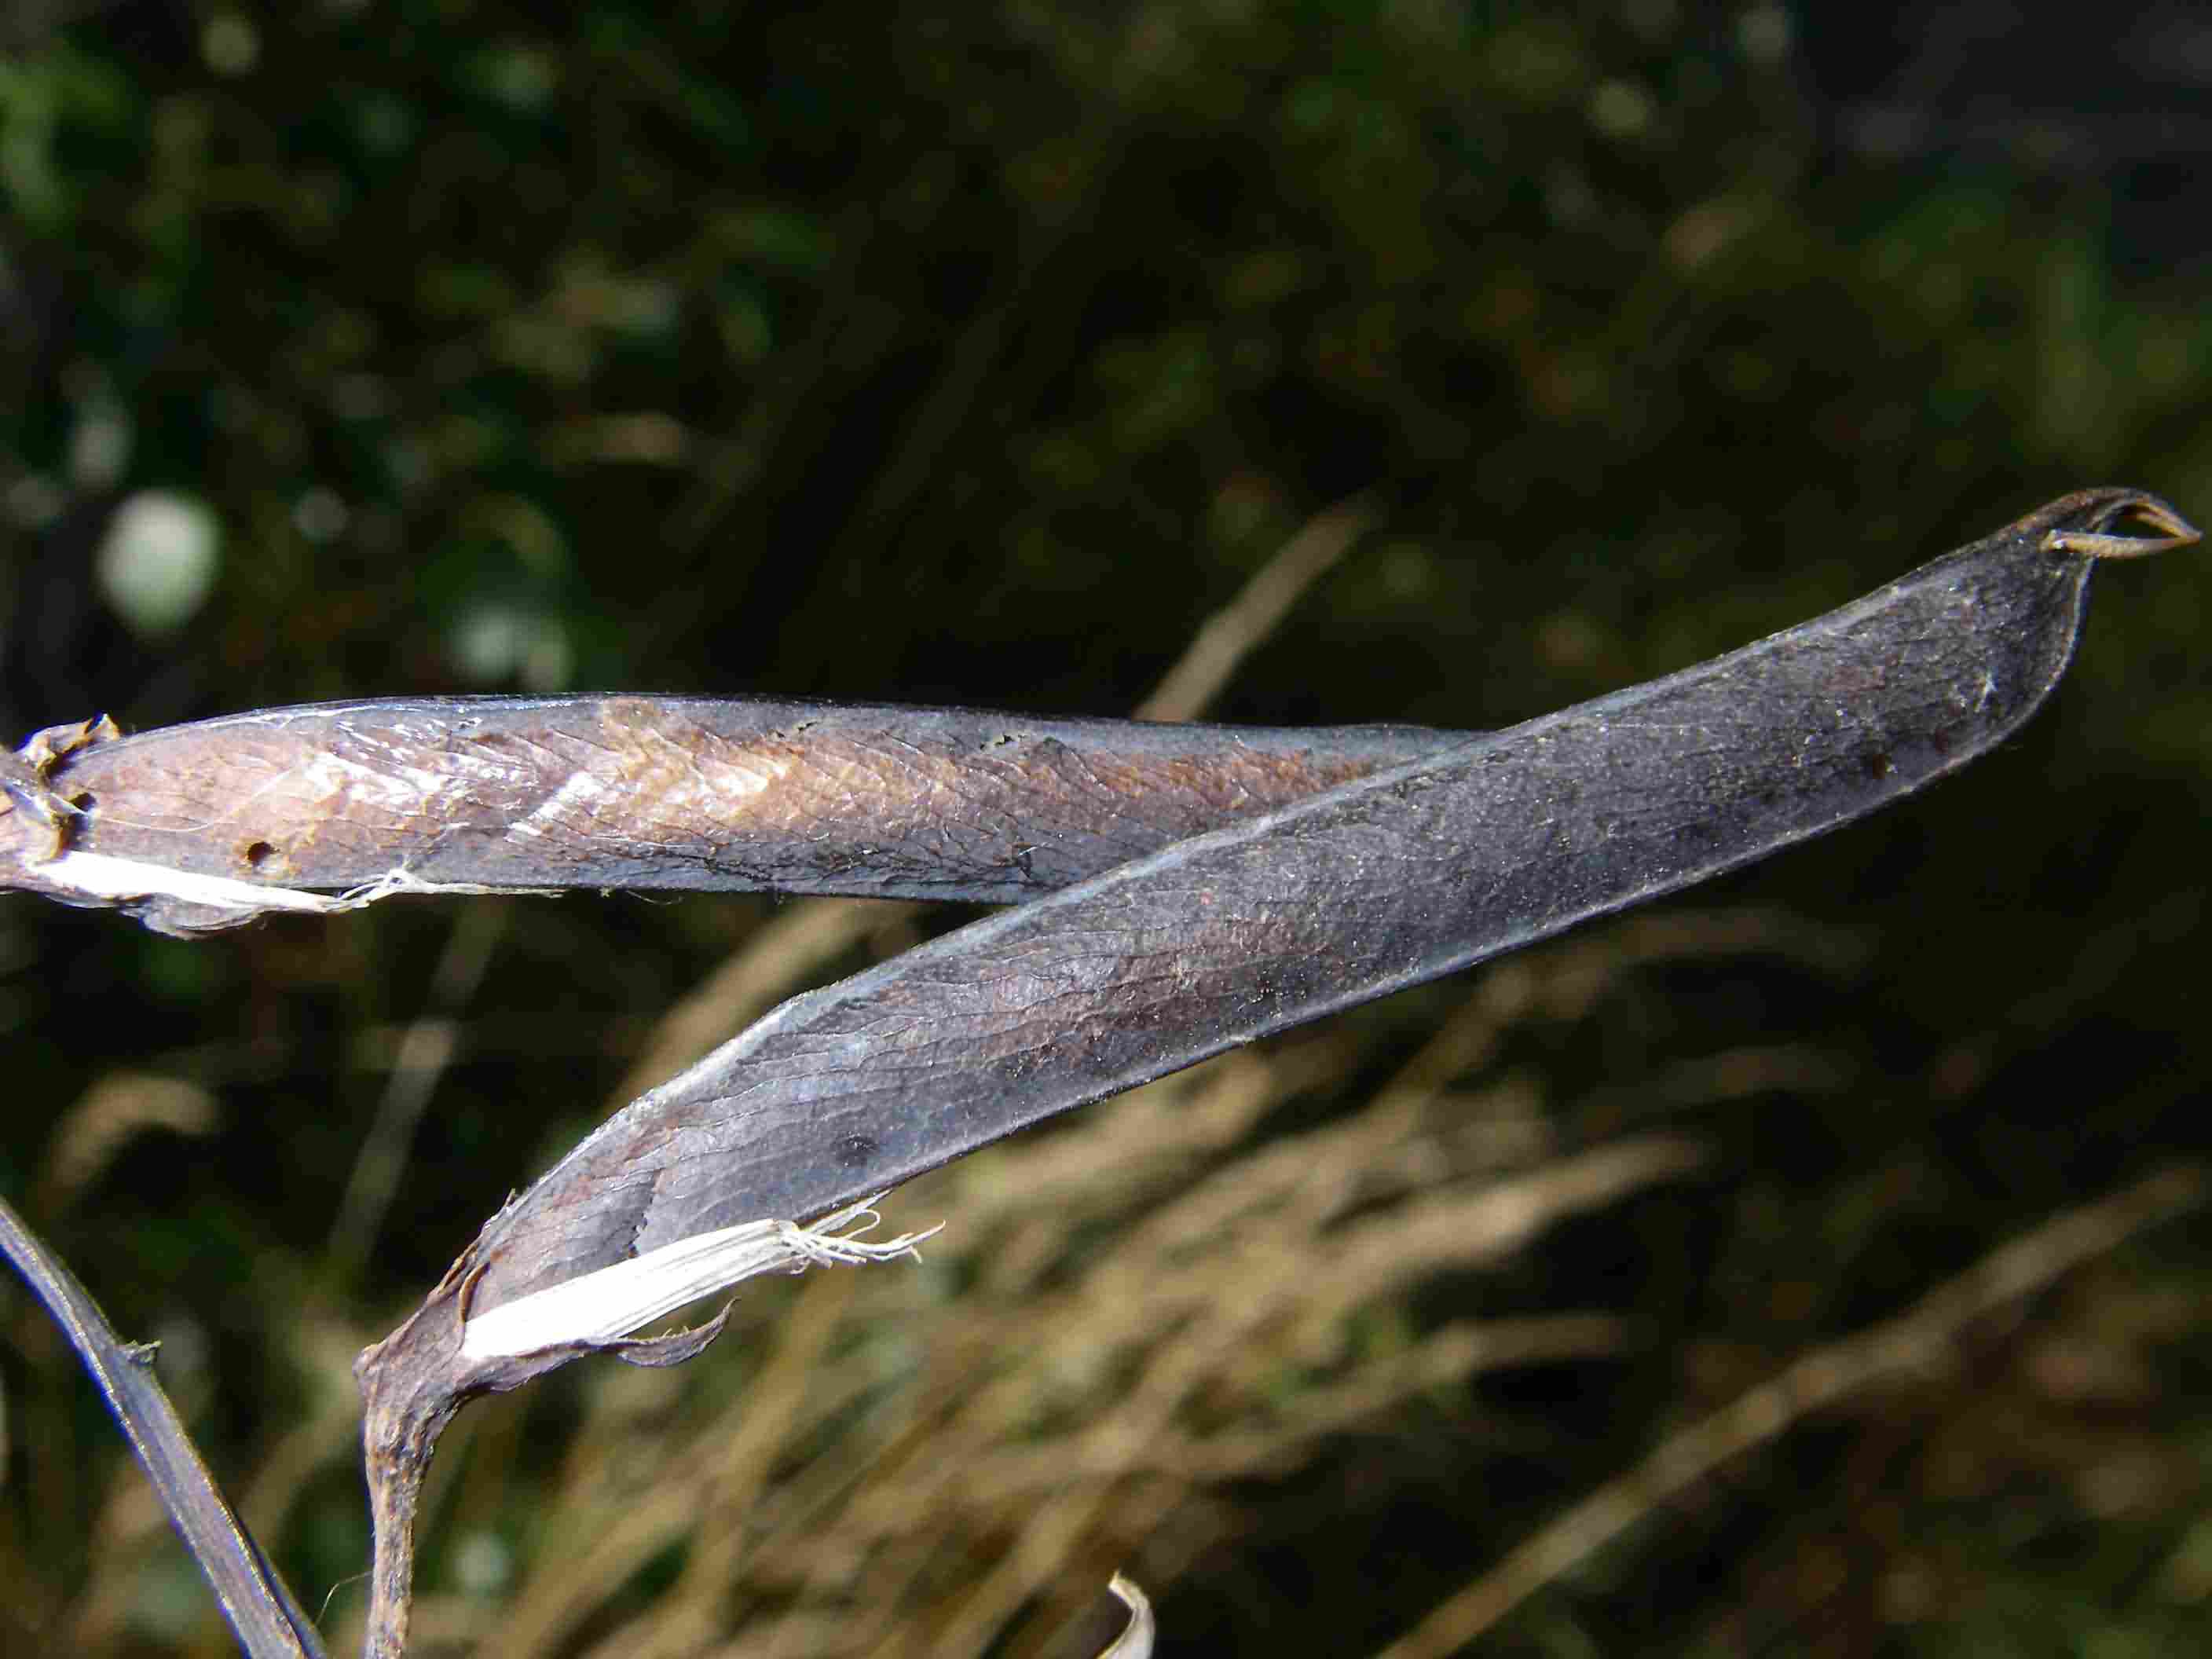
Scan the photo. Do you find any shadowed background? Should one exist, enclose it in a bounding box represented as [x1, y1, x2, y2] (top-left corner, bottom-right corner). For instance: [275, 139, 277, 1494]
[2, 2, 2210, 1654]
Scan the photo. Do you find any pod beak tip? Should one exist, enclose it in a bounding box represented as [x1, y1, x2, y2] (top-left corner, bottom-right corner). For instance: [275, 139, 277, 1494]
[2043, 492, 2201, 561]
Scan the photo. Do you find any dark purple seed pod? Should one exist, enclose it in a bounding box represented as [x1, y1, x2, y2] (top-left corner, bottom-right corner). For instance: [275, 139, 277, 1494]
[340, 487, 2192, 1659]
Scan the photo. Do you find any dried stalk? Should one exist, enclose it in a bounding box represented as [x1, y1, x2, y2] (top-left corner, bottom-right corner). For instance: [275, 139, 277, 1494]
[0, 1196, 325, 1657]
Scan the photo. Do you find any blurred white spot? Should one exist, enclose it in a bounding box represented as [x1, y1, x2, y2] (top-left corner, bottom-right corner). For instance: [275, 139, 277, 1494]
[97, 491, 222, 637]
[476, 44, 558, 111]
[452, 1531, 514, 1596]
[149, 1316, 212, 1392]
[202, 11, 258, 75]
[452, 606, 529, 680]
[450, 605, 573, 690]
[1588, 79, 1654, 139]
[68, 405, 131, 488]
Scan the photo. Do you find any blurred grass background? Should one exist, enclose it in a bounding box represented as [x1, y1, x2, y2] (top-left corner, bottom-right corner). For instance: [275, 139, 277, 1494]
[2, 2, 2211, 1654]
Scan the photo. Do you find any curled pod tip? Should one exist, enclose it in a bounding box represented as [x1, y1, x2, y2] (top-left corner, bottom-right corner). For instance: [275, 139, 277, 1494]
[2036, 488, 2199, 561]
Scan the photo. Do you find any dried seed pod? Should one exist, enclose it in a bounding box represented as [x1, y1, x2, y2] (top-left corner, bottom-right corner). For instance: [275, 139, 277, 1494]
[348, 489, 2193, 1659]
[459, 489, 2199, 1306]
[1, 698, 1462, 935]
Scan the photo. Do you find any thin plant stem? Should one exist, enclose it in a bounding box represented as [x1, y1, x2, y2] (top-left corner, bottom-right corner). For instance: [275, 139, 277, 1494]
[0, 1193, 326, 1659]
